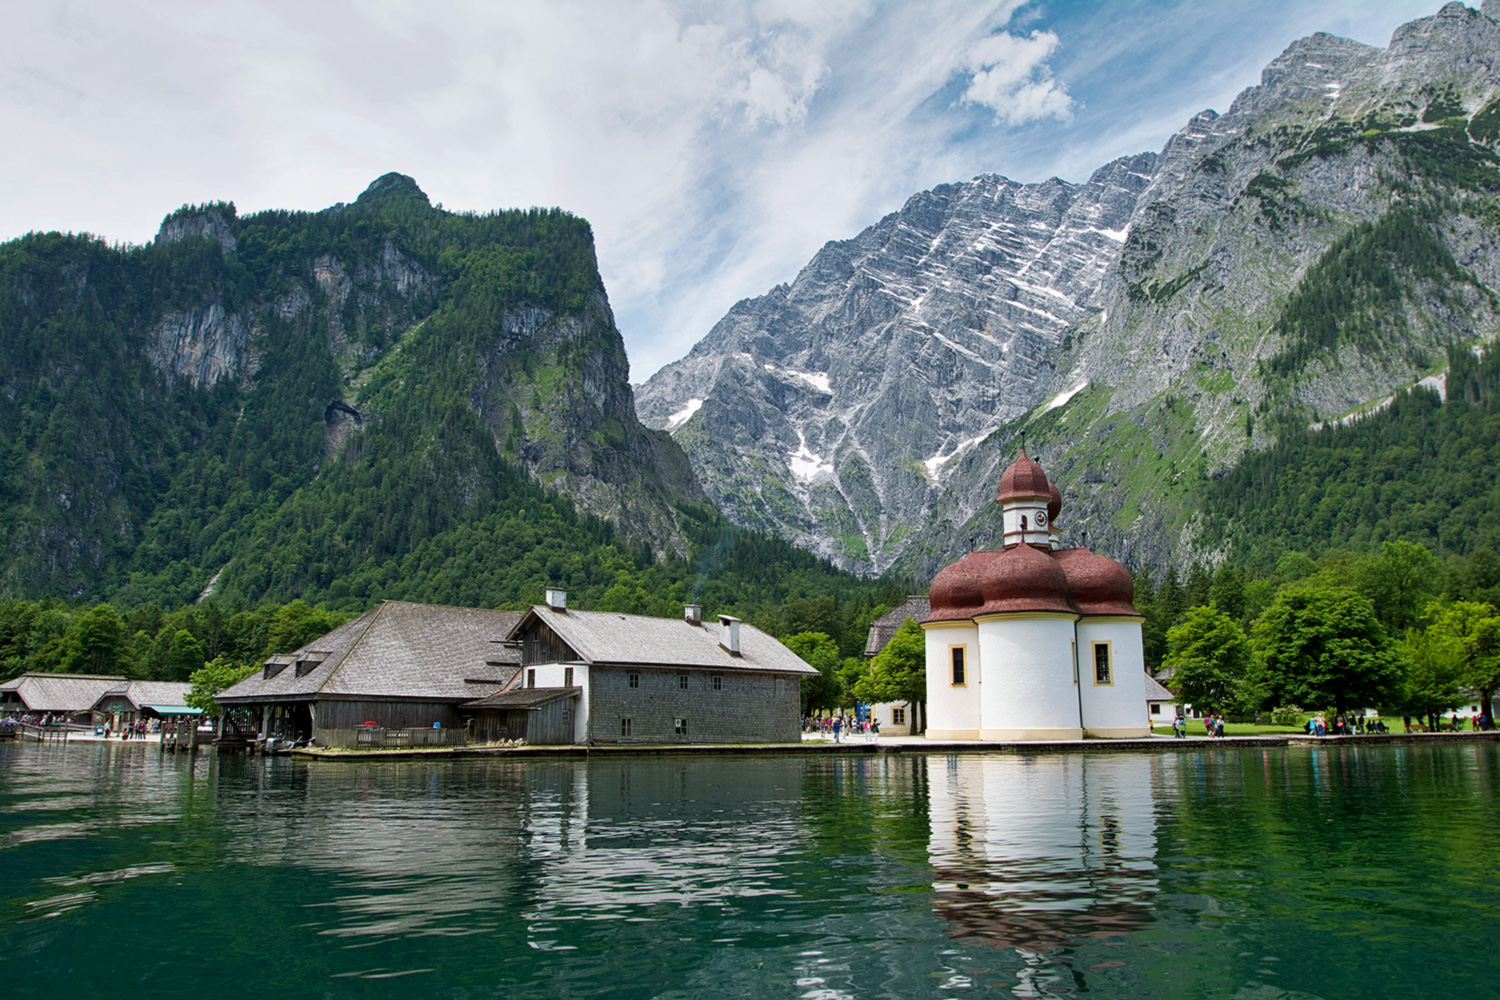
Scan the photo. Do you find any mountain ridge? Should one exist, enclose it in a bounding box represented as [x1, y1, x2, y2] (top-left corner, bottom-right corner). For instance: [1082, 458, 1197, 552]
[0, 175, 711, 604]
[637, 1, 1500, 580]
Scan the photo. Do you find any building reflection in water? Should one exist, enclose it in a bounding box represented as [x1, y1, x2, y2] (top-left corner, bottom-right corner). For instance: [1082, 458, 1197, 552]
[927, 753, 1160, 956]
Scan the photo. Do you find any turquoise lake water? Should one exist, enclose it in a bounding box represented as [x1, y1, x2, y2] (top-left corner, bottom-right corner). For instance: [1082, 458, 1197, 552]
[1, 741, 1496, 999]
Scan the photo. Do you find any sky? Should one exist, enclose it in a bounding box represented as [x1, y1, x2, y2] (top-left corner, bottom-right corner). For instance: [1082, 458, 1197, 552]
[1, 0, 1443, 381]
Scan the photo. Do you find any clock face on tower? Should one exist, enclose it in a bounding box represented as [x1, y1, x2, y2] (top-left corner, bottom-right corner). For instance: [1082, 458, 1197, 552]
[1035, 512, 1047, 527]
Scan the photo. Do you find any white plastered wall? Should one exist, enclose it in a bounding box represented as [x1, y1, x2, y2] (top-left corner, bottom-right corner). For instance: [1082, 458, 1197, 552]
[872, 702, 914, 734]
[1076, 618, 1148, 738]
[521, 660, 591, 742]
[1001, 500, 1052, 547]
[924, 621, 980, 740]
[975, 614, 1083, 740]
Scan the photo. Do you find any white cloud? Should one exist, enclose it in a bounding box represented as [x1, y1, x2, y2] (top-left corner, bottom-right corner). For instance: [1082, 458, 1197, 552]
[959, 29, 1073, 124]
[0, 0, 1442, 385]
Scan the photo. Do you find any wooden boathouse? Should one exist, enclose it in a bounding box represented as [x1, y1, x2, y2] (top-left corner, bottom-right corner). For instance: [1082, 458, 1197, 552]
[215, 601, 522, 748]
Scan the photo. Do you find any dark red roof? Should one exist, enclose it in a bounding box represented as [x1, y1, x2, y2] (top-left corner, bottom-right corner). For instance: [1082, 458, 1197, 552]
[927, 550, 1003, 623]
[996, 450, 1052, 503]
[928, 544, 1076, 621]
[1046, 479, 1062, 522]
[1052, 547, 1139, 616]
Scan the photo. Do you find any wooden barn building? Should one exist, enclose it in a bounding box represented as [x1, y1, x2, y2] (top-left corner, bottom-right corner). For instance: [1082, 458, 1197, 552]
[91, 681, 195, 728]
[467, 590, 817, 745]
[0, 673, 128, 723]
[215, 601, 522, 747]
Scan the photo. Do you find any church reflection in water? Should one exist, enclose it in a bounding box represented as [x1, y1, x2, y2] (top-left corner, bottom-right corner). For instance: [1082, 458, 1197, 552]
[926, 752, 1161, 953]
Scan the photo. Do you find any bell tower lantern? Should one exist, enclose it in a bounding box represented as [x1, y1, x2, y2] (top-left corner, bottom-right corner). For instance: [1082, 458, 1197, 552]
[997, 450, 1055, 549]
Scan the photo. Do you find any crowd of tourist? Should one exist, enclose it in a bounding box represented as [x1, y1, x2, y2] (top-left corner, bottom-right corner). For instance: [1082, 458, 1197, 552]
[802, 714, 880, 742]
[2, 712, 73, 728]
[0, 713, 164, 738]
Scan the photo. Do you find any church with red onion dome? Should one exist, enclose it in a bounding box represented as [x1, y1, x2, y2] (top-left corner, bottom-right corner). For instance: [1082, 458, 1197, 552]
[923, 450, 1149, 741]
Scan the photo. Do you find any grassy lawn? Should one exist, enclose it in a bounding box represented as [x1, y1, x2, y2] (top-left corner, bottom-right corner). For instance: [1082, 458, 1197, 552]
[1151, 721, 1306, 737]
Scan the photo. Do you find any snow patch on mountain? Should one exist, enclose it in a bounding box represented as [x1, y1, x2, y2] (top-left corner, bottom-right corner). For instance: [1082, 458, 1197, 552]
[665, 398, 702, 432]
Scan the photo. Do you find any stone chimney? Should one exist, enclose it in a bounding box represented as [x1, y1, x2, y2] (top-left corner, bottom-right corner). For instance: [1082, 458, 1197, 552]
[718, 615, 742, 656]
[684, 604, 703, 625]
[545, 588, 567, 611]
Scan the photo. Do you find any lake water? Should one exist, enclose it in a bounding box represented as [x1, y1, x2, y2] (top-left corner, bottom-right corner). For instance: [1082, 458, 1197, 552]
[1, 741, 1496, 999]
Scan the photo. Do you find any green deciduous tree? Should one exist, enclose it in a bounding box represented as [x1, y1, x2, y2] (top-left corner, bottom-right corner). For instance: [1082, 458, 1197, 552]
[1397, 625, 1465, 723]
[1422, 600, 1500, 723]
[784, 632, 842, 713]
[854, 619, 926, 732]
[164, 629, 207, 682]
[1163, 605, 1253, 714]
[60, 604, 129, 676]
[186, 656, 259, 714]
[1251, 586, 1405, 714]
[264, 601, 350, 655]
[1361, 540, 1445, 635]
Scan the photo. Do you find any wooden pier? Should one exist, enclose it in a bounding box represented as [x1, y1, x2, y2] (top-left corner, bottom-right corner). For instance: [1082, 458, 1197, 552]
[16, 723, 71, 744]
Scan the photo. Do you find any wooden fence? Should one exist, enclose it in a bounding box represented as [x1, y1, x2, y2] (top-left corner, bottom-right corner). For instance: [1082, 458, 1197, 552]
[353, 727, 469, 749]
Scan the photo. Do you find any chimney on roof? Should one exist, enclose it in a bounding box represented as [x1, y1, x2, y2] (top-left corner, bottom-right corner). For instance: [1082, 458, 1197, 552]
[684, 604, 703, 625]
[545, 588, 567, 611]
[718, 615, 742, 656]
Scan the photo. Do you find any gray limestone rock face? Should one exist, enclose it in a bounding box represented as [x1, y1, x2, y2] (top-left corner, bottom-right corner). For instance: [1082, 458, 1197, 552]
[639, 2, 1500, 580]
[471, 294, 707, 558]
[637, 155, 1158, 574]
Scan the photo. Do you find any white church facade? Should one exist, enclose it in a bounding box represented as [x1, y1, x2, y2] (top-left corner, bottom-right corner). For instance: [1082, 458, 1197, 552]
[924, 451, 1149, 741]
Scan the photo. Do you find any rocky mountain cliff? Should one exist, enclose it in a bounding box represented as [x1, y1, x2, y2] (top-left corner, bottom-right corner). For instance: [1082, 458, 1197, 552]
[636, 154, 1156, 572]
[0, 174, 706, 603]
[638, 1, 1500, 579]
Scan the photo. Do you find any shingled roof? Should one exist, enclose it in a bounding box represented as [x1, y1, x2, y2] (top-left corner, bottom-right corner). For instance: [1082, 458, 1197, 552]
[95, 681, 193, 711]
[1144, 674, 1175, 702]
[465, 686, 581, 710]
[218, 601, 524, 705]
[0, 673, 129, 713]
[863, 595, 931, 657]
[516, 606, 818, 675]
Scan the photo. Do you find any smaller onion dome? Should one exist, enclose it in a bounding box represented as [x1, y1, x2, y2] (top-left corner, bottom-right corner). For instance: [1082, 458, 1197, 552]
[997, 450, 1052, 503]
[1047, 479, 1062, 523]
[1053, 547, 1139, 616]
[926, 550, 1004, 623]
[974, 542, 1076, 616]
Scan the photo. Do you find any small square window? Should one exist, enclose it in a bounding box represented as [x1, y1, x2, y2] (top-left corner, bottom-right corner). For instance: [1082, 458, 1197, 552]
[712, 675, 722, 691]
[1151, 703, 1161, 715]
[678, 674, 689, 690]
[628, 672, 639, 688]
[621, 717, 632, 737]
[892, 707, 905, 725]
[674, 717, 687, 736]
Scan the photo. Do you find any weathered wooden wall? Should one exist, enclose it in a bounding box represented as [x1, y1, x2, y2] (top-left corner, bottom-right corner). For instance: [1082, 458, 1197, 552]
[588, 666, 800, 744]
[312, 700, 465, 746]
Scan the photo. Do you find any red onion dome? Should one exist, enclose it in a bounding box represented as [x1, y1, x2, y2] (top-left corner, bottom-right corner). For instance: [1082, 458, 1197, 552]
[1052, 548, 1139, 616]
[1047, 479, 1062, 522]
[996, 450, 1052, 503]
[926, 550, 1004, 623]
[974, 542, 1076, 616]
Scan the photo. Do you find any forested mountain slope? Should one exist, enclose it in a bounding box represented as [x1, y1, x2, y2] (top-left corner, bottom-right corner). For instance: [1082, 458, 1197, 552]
[641, 2, 1500, 579]
[0, 174, 712, 606]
